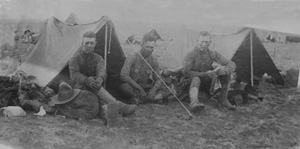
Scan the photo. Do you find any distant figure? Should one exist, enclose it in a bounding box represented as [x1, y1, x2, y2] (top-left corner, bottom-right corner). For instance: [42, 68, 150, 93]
[14, 30, 21, 42]
[23, 30, 33, 43]
[266, 34, 276, 42]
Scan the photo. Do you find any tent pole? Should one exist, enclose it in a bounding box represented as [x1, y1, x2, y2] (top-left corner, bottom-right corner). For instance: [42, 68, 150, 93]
[298, 69, 300, 89]
[104, 23, 108, 88]
[108, 22, 112, 54]
[104, 23, 108, 70]
[250, 29, 254, 86]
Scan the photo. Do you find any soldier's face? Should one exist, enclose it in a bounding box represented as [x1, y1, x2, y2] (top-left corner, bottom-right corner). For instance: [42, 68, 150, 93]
[141, 42, 155, 57]
[82, 37, 96, 54]
[196, 35, 211, 51]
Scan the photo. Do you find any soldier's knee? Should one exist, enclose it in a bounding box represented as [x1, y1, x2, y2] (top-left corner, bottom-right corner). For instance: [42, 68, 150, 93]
[192, 76, 201, 83]
[191, 77, 201, 87]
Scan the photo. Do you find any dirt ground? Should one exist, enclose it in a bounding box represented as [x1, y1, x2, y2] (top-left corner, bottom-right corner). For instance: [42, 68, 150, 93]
[1, 86, 300, 149]
[1, 27, 300, 148]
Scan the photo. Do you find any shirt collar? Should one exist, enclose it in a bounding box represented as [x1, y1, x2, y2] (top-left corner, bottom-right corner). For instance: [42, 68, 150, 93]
[195, 47, 209, 54]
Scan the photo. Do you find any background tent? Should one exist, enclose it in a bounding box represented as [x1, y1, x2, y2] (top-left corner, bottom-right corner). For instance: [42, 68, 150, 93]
[126, 34, 141, 45]
[17, 16, 125, 93]
[65, 13, 80, 25]
[159, 26, 284, 85]
[142, 29, 163, 43]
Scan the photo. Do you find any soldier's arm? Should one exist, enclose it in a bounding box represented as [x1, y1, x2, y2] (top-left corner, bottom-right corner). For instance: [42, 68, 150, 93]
[120, 55, 142, 89]
[95, 55, 107, 83]
[69, 56, 88, 85]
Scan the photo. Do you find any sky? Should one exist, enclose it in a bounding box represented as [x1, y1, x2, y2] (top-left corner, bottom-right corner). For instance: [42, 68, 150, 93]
[1, 0, 300, 36]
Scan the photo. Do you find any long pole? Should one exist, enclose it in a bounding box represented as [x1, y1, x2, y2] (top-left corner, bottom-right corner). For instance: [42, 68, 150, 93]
[104, 23, 108, 88]
[108, 22, 112, 54]
[250, 29, 254, 86]
[104, 24, 108, 71]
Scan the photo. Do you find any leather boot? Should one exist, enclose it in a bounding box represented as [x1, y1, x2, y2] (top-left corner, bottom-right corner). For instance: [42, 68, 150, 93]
[118, 102, 137, 116]
[100, 103, 123, 127]
[220, 97, 236, 110]
[189, 87, 205, 113]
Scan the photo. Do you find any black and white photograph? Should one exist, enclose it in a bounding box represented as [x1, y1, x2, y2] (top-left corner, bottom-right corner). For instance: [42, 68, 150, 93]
[1, 0, 300, 148]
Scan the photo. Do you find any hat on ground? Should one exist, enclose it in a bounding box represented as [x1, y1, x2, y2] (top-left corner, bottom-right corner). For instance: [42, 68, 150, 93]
[51, 82, 81, 104]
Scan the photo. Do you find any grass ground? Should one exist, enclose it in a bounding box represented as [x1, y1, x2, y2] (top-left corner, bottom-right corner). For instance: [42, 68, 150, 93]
[1, 86, 300, 149]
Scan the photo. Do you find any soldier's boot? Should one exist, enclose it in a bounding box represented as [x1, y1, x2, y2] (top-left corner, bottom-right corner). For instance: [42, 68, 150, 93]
[189, 87, 205, 113]
[118, 102, 137, 116]
[101, 103, 123, 128]
[220, 96, 237, 110]
[97, 87, 136, 116]
[219, 87, 237, 110]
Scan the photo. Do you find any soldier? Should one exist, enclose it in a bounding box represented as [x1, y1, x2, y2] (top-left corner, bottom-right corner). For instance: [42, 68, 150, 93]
[182, 31, 237, 112]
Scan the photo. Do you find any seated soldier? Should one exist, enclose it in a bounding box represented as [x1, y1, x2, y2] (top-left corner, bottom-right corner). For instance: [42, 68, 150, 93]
[181, 31, 237, 112]
[118, 41, 170, 104]
[68, 31, 136, 117]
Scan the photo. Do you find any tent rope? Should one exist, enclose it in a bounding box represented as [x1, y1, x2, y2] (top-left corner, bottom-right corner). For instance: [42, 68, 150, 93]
[118, 32, 194, 119]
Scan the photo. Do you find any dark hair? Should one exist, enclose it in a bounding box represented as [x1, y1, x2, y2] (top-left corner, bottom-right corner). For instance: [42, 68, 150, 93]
[83, 31, 96, 38]
[24, 30, 31, 34]
[199, 31, 210, 37]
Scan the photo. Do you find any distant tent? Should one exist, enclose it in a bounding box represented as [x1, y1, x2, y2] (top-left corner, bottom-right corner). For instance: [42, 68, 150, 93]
[65, 13, 80, 25]
[126, 35, 141, 45]
[159, 26, 284, 85]
[17, 16, 125, 93]
[142, 29, 163, 43]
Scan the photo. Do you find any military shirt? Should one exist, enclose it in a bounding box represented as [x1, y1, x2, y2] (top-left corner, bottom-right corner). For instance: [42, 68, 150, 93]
[69, 49, 107, 89]
[120, 52, 161, 89]
[182, 48, 236, 77]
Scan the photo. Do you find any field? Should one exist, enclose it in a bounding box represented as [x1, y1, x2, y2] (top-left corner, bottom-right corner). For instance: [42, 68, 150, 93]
[1, 22, 300, 149]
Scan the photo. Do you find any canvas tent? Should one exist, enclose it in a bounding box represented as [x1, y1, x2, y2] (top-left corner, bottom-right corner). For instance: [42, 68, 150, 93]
[17, 16, 125, 93]
[126, 34, 141, 45]
[142, 29, 163, 43]
[65, 13, 80, 25]
[159, 26, 284, 85]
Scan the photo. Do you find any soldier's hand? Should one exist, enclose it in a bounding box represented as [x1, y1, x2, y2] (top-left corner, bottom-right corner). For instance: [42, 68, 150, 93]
[84, 77, 94, 86]
[206, 70, 217, 78]
[138, 87, 147, 97]
[147, 87, 157, 100]
[90, 82, 101, 91]
[94, 77, 103, 87]
[216, 68, 226, 76]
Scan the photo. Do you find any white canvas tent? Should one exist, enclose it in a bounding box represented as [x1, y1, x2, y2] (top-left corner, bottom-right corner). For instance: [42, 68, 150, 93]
[17, 16, 125, 93]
